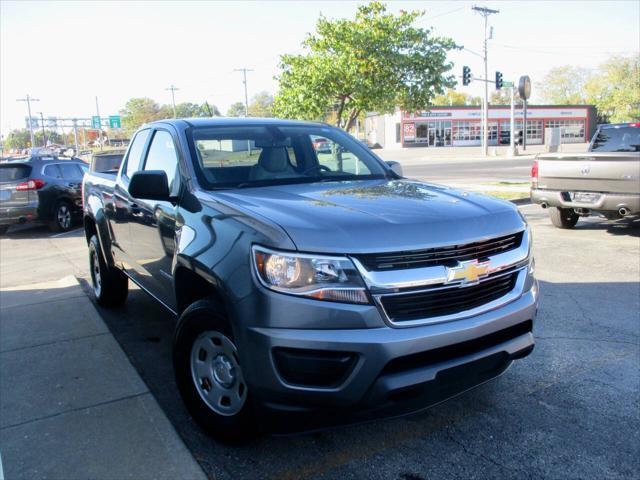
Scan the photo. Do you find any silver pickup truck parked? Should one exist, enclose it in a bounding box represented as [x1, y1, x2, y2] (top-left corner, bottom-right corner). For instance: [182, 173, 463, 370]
[531, 122, 640, 228]
[83, 118, 538, 440]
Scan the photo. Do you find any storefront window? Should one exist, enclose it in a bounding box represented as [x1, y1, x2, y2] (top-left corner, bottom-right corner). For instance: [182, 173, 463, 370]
[546, 120, 585, 142]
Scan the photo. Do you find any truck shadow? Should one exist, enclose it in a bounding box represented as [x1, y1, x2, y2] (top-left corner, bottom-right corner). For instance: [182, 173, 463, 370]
[575, 216, 640, 237]
[83, 277, 639, 480]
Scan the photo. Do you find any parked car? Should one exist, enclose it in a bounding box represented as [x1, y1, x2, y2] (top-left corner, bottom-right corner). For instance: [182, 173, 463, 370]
[531, 122, 640, 228]
[0, 153, 88, 234]
[83, 118, 537, 441]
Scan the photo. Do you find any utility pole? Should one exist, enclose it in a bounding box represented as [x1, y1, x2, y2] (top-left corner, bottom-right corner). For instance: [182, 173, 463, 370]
[472, 5, 499, 156]
[166, 85, 179, 118]
[16, 94, 40, 149]
[37, 112, 46, 146]
[234, 68, 254, 155]
[234, 68, 253, 117]
[95, 96, 104, 150]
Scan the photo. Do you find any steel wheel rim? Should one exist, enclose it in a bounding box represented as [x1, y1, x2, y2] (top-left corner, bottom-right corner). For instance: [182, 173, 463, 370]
[190, 330, 247, 416]
[90, 249, 102, 297]
[58, 205, 71, 229]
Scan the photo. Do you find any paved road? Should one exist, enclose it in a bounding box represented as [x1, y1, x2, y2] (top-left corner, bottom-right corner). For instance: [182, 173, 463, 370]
[400, 157, 534, 184]
[1, 205, 638, 479]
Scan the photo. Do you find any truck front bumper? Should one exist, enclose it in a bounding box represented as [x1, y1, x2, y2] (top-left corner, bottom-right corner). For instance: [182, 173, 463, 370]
[531, 188, 640, 214]
[239, 274, 538, 432]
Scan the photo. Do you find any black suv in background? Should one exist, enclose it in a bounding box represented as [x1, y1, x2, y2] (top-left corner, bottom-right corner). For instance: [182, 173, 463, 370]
[0, 153, 88, 234]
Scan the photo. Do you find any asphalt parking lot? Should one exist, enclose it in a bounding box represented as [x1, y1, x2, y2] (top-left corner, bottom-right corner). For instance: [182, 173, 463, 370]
[1, 204, 638, 479]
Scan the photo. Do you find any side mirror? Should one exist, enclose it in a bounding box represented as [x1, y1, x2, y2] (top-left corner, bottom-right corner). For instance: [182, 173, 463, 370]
[128, 170, 170, 201]
[386, 161, 403, 177]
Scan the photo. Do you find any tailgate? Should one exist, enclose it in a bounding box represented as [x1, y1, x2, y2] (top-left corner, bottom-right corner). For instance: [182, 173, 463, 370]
[0, 164, 32, 207]
[536, 152, 640, 194]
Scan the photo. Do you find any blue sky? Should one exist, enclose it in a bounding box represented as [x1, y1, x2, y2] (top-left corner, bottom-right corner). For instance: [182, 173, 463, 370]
[1, 0, 638, 135]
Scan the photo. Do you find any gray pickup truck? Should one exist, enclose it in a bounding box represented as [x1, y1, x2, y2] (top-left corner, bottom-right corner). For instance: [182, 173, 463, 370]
[82, 118, 537, 440]
[531, 122, 640, 228]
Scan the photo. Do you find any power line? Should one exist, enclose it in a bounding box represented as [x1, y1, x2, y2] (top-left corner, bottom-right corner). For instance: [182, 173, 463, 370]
[165, 84, 179, 118]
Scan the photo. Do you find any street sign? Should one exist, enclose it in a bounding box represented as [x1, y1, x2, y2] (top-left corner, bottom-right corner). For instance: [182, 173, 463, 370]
[92, 116, 101, 129]
[109, 115, 121, 129]
[503, 81, 514, 88]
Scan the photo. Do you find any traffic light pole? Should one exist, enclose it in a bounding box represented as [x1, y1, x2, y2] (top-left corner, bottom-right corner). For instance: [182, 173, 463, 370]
[509, 85, 515, 155]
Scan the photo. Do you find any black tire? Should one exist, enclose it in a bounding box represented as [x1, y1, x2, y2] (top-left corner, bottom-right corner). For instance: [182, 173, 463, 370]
[0, 225, 8, 236]
[173, 298, 255, 443]
[49, 200, 73, 232]
[549, 207, 579, 229]
[88, 234, 128, 307]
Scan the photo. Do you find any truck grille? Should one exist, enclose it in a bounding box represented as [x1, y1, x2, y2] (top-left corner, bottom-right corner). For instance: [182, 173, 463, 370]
[379, 271, 519, 323]
[356, 231, 523, 271]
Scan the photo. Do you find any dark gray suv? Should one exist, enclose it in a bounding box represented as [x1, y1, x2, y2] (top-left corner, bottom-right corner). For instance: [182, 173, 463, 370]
[0, 153, 88, 234]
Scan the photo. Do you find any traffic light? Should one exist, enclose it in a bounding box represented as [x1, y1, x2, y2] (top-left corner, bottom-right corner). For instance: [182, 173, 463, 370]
[495, 71, 503, 90]
[516, 129, 524, 145]
[462, 66, 471, 86]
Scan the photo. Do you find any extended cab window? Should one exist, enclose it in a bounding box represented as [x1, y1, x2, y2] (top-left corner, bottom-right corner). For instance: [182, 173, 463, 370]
[144, 130, 179, 193]
[125, 129, 151, 178]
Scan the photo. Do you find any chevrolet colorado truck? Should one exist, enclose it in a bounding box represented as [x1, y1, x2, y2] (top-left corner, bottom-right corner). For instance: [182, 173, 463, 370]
[531, 122, 640, 228]
[82, 118, 537, 440]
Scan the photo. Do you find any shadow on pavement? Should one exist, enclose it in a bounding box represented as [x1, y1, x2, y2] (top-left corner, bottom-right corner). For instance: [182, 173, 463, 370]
[81, 277, 640, 480]
[0, 223, 84, 240]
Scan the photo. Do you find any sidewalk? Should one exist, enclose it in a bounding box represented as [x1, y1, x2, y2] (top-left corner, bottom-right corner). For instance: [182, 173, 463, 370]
[0, 275, 207, 480]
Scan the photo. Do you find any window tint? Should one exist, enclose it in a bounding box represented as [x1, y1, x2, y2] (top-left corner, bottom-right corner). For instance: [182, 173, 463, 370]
[59, 163, 83, 180]
[144, 130, 179, 191]
[125, 129, 151, 178]
[43, 164, 62, 178]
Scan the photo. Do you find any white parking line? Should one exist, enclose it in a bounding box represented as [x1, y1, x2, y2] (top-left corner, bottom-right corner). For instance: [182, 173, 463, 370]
[50, 227, 82, 238]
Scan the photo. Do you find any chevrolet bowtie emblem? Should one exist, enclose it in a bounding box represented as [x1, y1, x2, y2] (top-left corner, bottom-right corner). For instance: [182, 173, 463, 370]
[447, 260, 490, 285]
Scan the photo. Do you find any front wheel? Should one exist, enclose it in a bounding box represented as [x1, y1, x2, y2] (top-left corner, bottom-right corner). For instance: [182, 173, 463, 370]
[549, 207, 579, 229]
[173, 298, 255, 443]
[88, 235, 128, 307]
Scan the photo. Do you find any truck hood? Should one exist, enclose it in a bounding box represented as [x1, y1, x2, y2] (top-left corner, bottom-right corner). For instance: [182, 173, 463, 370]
[216, 179, 525, 254]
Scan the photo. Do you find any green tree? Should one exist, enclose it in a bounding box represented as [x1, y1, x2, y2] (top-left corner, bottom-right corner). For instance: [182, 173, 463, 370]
[537, 66, 590, 104]
[5, 129, 32, 149]
[248, 91, 274, 117]
[432, 89, 481, 106]
[273, 2, 459, 131]
[120, 97, 165, 134]
[490, 89, 523, 106]
[585, 56, 640, 123]
[226, 102, 247, 117]
[34, 130, 63, 146]
[202, 101, 221, 117]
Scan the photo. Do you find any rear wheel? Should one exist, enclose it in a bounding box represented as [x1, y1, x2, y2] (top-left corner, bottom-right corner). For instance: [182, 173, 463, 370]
[88, 234, 128, 307]
[173, 298, 255, 443]
[50, 201, 73, 232]
[549, 207, 579, 229]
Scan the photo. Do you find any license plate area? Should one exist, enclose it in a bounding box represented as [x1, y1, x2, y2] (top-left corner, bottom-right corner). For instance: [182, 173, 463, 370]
[569, 192, 601, 204]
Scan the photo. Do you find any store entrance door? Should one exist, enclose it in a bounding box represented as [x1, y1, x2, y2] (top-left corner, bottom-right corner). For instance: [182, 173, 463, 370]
[428, 121, 452, 147]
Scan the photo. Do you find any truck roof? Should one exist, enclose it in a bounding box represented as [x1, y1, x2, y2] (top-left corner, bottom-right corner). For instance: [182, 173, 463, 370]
[147, 117, 329, 129]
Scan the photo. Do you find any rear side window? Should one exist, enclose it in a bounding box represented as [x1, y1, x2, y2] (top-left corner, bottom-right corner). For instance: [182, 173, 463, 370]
[44, 164, 62, 178]
[591, 126, 640, 152]
[0, 165, 32, 182]
[125, 129, 151, 178]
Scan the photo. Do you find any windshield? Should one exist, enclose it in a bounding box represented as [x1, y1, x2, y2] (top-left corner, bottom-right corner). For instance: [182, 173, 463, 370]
[189, 124, 388, 189]
[590, 126, 640, 152]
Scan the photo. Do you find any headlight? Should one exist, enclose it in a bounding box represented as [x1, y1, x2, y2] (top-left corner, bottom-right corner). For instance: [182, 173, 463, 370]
[252, 246, 369, 304]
